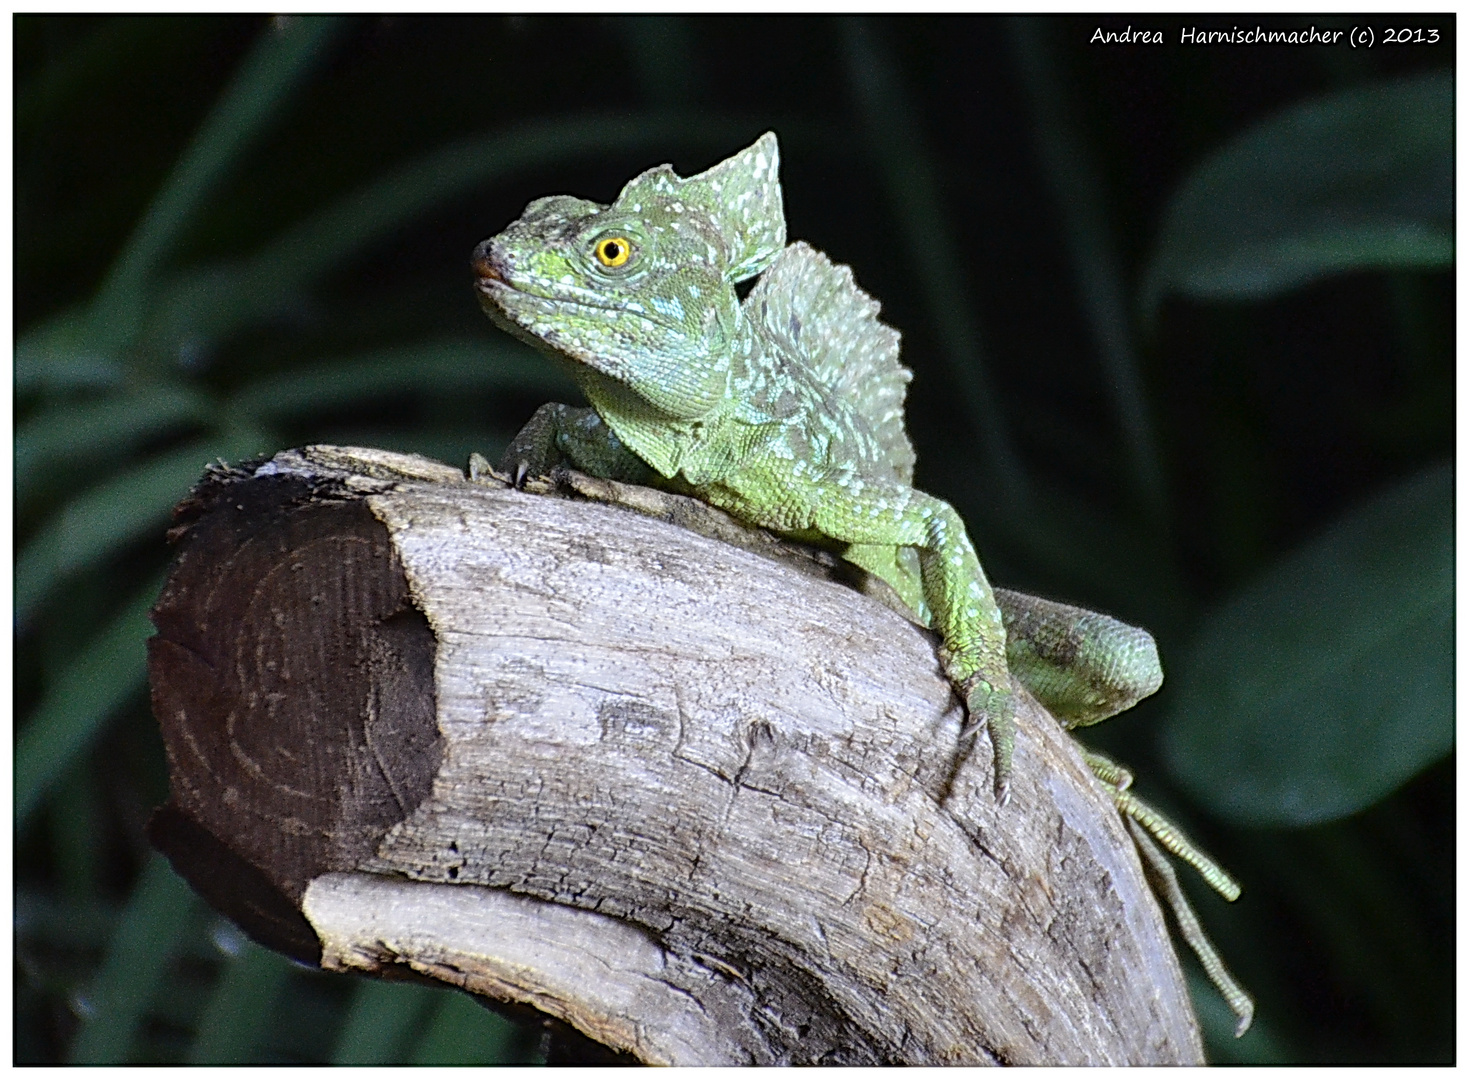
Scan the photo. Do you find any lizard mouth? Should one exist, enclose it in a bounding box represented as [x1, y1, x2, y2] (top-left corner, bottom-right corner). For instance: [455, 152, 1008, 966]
[471, 253, 529, 319]
[471, 240, 667, 331]
[470, 244, 571, 309]
[476, 272, 649, 322]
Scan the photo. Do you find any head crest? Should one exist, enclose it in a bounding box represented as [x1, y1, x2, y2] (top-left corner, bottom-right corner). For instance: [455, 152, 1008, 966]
[615, 132, 786, 282]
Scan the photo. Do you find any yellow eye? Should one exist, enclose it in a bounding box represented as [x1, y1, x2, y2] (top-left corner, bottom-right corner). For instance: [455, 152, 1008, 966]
[594, 236, 633, 268]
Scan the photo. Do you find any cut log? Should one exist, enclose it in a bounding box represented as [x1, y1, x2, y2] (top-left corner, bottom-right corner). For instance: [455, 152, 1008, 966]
[146, 445, 1203, 1065]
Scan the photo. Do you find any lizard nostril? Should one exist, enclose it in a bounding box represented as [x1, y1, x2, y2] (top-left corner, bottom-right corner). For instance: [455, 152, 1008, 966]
[471, 240, 503, 282]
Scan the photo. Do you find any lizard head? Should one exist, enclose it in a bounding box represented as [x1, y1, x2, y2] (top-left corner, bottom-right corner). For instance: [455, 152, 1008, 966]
[474, 132, 786, 420]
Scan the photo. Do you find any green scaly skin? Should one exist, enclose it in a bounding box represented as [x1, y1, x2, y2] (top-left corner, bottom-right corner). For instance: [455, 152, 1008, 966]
[473, 133, 1252, 1034]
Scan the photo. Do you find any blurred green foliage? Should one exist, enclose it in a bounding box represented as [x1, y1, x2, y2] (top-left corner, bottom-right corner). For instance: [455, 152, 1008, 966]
[1143, 70, 1453, 309]
[1165, 462, 1452, 826]
[15, 14, 1452, 1064]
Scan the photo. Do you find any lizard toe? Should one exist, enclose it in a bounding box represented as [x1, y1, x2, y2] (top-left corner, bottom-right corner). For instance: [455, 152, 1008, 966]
[962, 678, 1016, 806]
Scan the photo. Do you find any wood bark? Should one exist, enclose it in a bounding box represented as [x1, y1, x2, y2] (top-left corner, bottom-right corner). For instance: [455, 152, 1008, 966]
[146, 444, 1203, 1065]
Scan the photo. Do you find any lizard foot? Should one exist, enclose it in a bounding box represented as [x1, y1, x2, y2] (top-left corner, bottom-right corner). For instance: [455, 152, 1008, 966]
[498, 402, 571, 488]
[959, 677, 1016, 807]
[1081, 747, 1254, 1036]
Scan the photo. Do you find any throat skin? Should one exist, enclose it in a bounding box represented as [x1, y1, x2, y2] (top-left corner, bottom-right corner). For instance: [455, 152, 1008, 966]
[576, 317, 794, 497]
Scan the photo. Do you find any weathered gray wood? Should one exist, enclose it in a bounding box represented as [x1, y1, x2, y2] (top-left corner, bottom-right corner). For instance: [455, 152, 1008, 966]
[150, 445, 1203, 1065]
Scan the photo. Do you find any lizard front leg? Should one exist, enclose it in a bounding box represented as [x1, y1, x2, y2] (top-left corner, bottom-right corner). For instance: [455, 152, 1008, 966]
[498, 403, 655, 487]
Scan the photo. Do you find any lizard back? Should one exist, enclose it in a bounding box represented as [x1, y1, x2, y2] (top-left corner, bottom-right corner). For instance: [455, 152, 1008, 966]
[745, 242, 917, 484]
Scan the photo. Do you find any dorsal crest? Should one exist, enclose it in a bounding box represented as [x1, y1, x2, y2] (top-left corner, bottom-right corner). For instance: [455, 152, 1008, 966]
[615, 132, 786, 283]
[746, 242, 916, 482]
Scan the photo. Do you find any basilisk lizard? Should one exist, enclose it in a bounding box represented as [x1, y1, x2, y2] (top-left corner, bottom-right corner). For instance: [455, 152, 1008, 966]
[472, 132, 1253, 1036]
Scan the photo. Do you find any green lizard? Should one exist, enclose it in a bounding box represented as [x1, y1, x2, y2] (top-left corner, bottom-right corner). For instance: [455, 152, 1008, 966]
[472, 132, 1252, 1035]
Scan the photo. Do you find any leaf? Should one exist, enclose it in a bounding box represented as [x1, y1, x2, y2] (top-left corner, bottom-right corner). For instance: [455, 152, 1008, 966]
[17, 384, 214, 499]
[67, 856, 199, 1064]
[14, 432, 269, 627]
[15, 308, 127, 393]
[1162, 462, 1452, 826]
[14, 579, 163, 829]
[91, 16, 342, 349]
[226, 338, 569, 423]
[407, 990, 534, 1065]
[1143, 70, 1452, 311]
[187, 941, 293, 1064]
[331, 981, 439, 1064]
[15, 889, 121, 950]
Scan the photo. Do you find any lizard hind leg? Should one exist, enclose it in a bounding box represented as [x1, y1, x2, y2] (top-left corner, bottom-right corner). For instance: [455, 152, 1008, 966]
[996, 591, 1164, 731]
[811, 480, 1015, 806]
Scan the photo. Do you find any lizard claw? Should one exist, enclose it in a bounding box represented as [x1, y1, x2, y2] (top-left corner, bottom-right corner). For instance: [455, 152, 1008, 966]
[497, 402, 568, 488]
[496, 447, 541, 489]
[466, 452, 498, 484]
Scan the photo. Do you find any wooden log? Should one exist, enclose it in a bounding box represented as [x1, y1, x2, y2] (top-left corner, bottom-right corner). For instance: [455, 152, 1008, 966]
[146, 445, 1203, 1065]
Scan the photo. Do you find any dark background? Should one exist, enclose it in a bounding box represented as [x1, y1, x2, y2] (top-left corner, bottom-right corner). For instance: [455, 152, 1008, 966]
[15, 14, 1453, 1064]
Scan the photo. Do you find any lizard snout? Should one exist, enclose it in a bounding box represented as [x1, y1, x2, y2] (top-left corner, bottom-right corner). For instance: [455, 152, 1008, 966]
[471, 239, 506, 284]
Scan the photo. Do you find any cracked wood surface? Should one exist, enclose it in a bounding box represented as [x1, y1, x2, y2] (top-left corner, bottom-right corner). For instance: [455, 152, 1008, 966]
[147, 445, 1203, 1065]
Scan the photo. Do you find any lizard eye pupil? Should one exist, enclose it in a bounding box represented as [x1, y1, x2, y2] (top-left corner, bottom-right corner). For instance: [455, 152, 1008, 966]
[595, 237, 633, 268]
